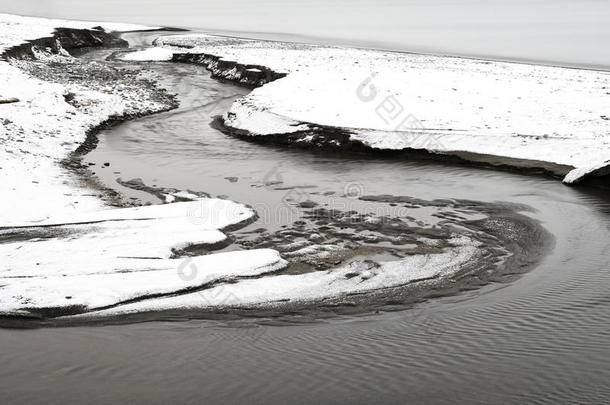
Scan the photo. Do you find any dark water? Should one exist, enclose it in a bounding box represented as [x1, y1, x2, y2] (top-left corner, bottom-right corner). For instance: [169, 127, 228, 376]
[1, 36, 610, 404]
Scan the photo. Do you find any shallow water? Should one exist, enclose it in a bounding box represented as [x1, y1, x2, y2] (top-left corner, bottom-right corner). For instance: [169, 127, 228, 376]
[2, 36, 610, 403]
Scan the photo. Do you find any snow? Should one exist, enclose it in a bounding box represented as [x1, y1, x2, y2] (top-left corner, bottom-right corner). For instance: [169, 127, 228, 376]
[564, 159, 610, 184]
[0, 14, 287, 317]
[2, 199, 254, 271]
[153, 34, 610, 183]
[0, 248, 286, 314]
[0, 13, 157, 51]
[0, 14, 563, 318]
[121, 47, 173, 61]
[77, 236, 480, 317]
[0, 14, 164, 224]
[0, 196, 289, 314]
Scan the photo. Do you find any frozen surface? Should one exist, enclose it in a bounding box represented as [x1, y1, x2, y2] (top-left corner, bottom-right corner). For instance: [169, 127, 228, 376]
[152, 34, 610, 183]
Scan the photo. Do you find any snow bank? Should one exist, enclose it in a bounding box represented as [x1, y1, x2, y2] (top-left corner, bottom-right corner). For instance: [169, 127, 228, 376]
[0, 196, 290, 315]
[78, 237, 480, 317]
[154, 34, 610, 183]
[0, 247, 286, 314]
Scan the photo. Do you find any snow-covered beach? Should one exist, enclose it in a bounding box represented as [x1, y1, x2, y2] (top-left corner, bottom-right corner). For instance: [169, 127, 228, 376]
[0, 13, 605, 322]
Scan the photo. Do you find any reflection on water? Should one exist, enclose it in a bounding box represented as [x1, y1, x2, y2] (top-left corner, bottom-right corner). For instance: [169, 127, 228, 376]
[3, 0, 610, 69]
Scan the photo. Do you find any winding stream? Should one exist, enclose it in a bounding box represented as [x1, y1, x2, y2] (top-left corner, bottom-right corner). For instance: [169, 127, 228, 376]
[0, 33, 609, 403]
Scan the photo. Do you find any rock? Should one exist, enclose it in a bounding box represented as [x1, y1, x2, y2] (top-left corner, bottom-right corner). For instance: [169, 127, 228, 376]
[298, 200, 318, 209]
[309, 233, 324, 242]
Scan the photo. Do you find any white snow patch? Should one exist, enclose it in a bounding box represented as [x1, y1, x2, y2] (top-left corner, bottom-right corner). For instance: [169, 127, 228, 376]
[0, 198, 290, 314]
[0, 249, 286, 313]
[75, 237, 480, 317]
[121, 47, 174, 61]
[563, 159, 610, 184]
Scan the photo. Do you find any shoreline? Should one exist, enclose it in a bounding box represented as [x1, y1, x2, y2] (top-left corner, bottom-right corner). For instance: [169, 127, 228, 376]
[210, 116, 575, 181]
[7, 10, 610, 72]
[188, 28, 610, 74]
[146, 33, 610, 186]
[167, 50, 603, 186]
[4, 14, 609, 188]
